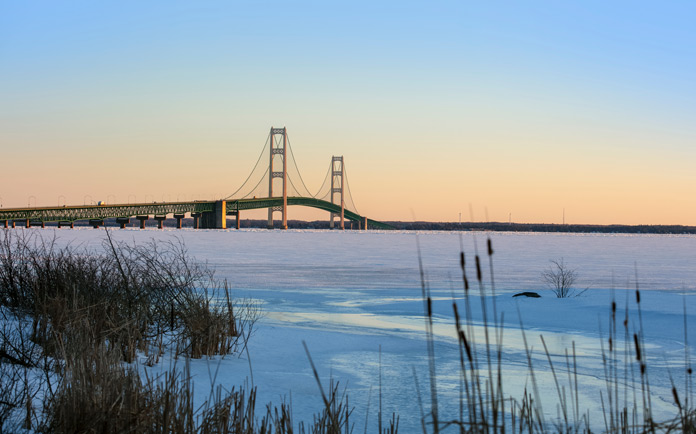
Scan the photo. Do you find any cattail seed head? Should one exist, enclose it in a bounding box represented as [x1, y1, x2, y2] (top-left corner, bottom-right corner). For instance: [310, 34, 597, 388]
[453, 303, 461, 329]
[636, 290, 641, 304]
[427, 297, 432, 318]
[487, 238, 493, 256]
[688, 368, 693, 375]
[475, 256, 482, 282]
[459, 330, 473, 362]
[640, 363, 646, 375]
[611, 301, 616, 314]
[634, 333, 641, 361]
[609, 337, 613, 352]
[672, 387, 682, 410]
[461, 252, 469, 291]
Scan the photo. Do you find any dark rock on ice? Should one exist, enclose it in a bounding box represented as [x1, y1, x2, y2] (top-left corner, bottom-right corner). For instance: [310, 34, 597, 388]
[512, 291, 541, 298]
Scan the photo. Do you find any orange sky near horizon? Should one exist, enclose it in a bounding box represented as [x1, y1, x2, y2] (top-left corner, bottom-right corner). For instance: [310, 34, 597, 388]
[1, 2, 695, 226]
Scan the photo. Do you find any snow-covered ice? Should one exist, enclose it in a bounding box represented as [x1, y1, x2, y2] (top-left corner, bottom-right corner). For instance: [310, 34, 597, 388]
[17, 228, 696, 431]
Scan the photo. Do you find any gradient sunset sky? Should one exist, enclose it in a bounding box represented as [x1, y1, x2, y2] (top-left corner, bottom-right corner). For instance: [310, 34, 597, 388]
[1, 1, 694, 225]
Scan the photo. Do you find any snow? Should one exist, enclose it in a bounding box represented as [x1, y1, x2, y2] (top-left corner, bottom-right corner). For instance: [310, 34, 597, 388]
[10, 228, 696, 431]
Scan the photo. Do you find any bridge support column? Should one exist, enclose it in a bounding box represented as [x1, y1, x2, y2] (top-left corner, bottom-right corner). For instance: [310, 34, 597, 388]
[41, 221, 45, 229]
[215, 201, 226, 229]
[136, 216, 149, 229]
[116, 218, 130, 229]
[191, 213, 200, 229]
[155, 216, 166, 229]
[25, 219, 30, 229]
[330, 156, 345, 230]
[268, 127, 288, 230]
[2, 220, 7, 229]
[364, 217, 368, 230]
[226, 210, 240, 229]
[10, 221, 15, 229]
[200, 201, 226, 229]
[89, 219, 104, 229]
[174, 214, 185, 229]
[200, 212, 214, 228]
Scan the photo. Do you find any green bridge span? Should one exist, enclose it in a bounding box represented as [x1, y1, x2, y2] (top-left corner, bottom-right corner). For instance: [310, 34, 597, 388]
[0, 197, 393, 230]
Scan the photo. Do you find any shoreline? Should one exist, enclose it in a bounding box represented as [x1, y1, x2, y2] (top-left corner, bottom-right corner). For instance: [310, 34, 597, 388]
[8, 218, 696, 234]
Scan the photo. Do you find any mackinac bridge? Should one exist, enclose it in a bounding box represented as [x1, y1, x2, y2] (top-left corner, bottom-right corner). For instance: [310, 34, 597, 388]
[0, 127, 393, 230]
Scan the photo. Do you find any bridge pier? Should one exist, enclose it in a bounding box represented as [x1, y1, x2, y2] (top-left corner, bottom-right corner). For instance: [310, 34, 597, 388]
[155, 215, 167, 229]
[268, 206, 284, 230]
[89, 219, 104, 229]
[58, 221, 74, 229]
[10, 221, 15, 229]
[364, 217, 368, 230]
[191, 213, 200, 229]
[136, 216, 149, 229]
[200, 212, 214, 229]
[116, 217, 130, 229]
[174, 214, 185, 229]
[2, 220, 7, 229]
[199, 201, 226, 229]
[25, 219, 30, 229]
[226, 210, 240, 230]
[215, 201, 226, 229]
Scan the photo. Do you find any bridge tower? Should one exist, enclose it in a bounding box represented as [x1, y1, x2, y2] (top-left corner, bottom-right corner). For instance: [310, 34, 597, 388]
[329, 156, 345, 230]
[268, 127, 288, 229]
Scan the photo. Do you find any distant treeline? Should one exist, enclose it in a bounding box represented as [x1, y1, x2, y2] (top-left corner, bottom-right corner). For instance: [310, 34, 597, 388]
[381, 221, 696, 234]
[235, 219, 696, 234]
[64, 218, 696, 234]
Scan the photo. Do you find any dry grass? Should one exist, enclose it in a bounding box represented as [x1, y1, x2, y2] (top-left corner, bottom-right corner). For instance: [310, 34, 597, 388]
[414, 234, 695, 433]
[0, 230, 257, 363]
[0, 229, 262, 432]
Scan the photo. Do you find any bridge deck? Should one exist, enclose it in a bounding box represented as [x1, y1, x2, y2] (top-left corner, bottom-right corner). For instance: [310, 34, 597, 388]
[0, 197, 393, 229]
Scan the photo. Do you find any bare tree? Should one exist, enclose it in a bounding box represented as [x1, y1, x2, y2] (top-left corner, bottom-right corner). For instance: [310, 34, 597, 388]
[542, 258, 578, 298]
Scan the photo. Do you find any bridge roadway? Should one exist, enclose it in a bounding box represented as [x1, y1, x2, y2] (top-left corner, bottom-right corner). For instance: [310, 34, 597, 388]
[0, 197, 393, 230]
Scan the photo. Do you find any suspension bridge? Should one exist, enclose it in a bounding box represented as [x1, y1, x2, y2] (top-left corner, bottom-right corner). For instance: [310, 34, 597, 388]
[0, 127, 392, 230]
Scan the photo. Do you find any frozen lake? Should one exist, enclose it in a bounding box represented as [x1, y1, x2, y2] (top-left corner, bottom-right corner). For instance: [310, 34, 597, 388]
[33, 228, 696, 431]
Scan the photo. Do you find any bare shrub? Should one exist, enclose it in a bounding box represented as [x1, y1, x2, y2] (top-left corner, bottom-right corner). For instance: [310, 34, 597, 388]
[0, 307, 55, 432]
[541, 258, 582, 298]
[0, 229, 263, 430]
[0, 229, 258, 364]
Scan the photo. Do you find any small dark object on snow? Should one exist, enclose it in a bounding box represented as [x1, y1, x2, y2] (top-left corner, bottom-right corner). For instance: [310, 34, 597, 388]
[512, 291, 541, 298]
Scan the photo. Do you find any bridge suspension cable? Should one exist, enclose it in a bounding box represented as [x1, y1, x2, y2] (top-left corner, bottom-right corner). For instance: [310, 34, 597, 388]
[343, 164, 360, 215]
[312, 161, 333, 201]
[223, 128, 361, 215]
[285, 134, 315, 198]
[241, 167, 270, 199]
[224, 134, 270, 200]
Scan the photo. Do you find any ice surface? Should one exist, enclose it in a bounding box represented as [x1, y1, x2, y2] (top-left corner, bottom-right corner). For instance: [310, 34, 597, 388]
[20, 228, 696, 431]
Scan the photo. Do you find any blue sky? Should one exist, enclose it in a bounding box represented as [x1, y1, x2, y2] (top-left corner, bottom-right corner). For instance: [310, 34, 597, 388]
[1, 1, 695, 224]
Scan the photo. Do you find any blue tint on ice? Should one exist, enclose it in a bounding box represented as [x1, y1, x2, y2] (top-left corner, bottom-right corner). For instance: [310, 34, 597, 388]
[37, 228, 696, 432]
